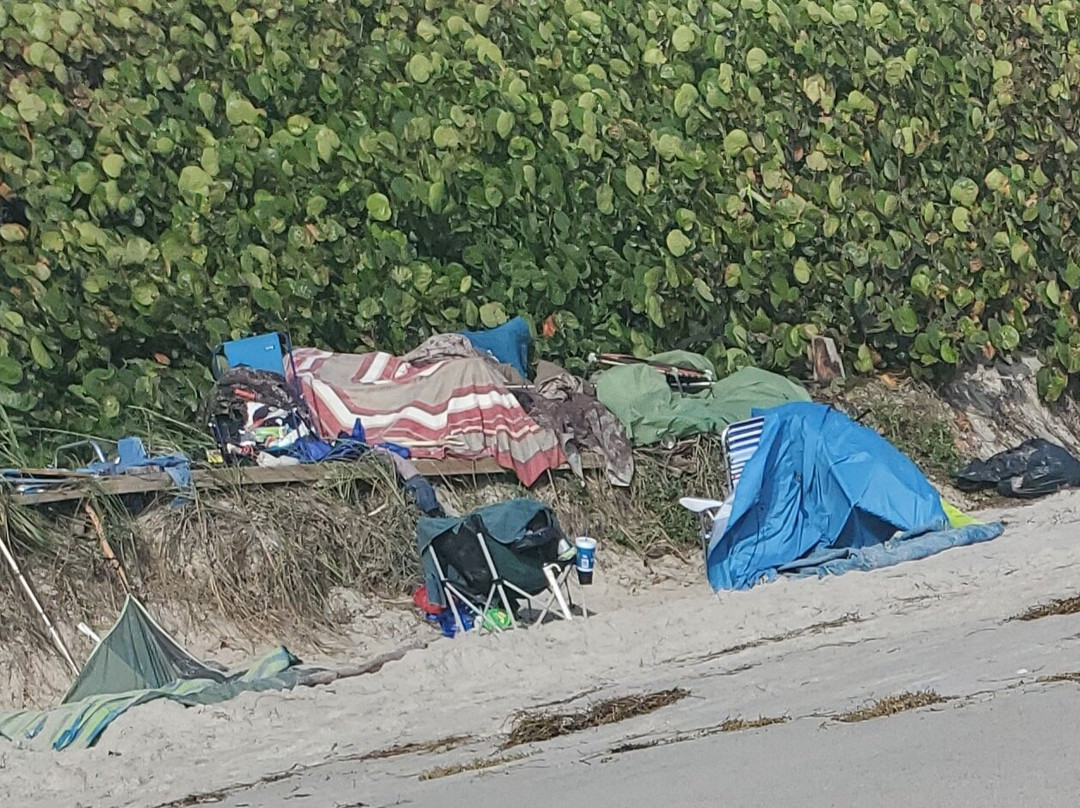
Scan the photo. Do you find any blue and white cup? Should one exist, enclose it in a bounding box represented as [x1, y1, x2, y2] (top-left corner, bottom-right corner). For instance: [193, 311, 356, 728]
[575, 537, 597, 585]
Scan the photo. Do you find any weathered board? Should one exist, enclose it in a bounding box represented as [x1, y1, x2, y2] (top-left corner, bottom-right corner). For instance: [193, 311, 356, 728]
[4, 455, 603, 506]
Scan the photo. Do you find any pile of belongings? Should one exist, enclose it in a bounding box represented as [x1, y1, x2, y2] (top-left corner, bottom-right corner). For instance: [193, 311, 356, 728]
[201, 366, 444, 515]
[512, 361, 633, 485]
[594, 351, 810, 447]
[201, 365, 319, 463]
[953, 438, 1080, 498]
[705, 402, 1004, 590]
[287, 319, 634, 487]
[0, 597, 317, 751]
[206, 322, 819, 489]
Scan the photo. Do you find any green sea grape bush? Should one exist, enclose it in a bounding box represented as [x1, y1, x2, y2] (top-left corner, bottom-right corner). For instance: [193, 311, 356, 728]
[1, 0, 1078, 438]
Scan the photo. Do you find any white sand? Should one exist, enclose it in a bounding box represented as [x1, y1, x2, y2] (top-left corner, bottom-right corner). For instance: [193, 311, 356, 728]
[2, 491, 1079, 807]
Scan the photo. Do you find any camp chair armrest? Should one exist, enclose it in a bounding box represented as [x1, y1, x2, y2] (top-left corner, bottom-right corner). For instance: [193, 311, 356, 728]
[679, 497, 726, 514]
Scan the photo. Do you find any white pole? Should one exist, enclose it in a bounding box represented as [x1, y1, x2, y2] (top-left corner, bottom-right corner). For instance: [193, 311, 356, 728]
[0, 508, 80, 676]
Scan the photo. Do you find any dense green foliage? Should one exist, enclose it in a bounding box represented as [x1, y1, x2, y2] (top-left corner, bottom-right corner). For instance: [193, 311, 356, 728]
[1, 0, 1079, 436]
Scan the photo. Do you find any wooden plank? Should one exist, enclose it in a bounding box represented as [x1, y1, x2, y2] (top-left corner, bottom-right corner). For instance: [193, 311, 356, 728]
[5, 452, 605, 506]
[6, 474, 175, 506]
[193, 465, 352, 488]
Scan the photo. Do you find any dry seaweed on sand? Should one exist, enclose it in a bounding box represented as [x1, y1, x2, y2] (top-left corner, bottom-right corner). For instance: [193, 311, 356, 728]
[719, 715, 790, 732]
[1010, 596, 1080, 622]
[1037, 672, 1080, 684]
[503, 688, 689, 748]
[418, 753, 527, 781]
[834, 691, 946, 723]
[358, 735, 474, 761]
[607, 714, 789, 756]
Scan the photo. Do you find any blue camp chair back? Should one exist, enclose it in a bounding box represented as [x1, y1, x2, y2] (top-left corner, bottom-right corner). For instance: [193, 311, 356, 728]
[211, 332, 292, 379]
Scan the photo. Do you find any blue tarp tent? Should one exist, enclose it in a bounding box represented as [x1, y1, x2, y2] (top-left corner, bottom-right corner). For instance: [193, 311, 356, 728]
[707, 402, 1001, 590]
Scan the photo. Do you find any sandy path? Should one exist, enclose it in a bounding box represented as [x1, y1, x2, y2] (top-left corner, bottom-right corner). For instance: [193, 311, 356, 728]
[2, 491, 1079, 808]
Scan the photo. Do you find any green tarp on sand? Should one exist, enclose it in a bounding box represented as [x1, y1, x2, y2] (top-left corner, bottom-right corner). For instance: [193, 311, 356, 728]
[595, 352, 810, 446]
[0, 596, 309, 751]
[62, 596, 228, 704]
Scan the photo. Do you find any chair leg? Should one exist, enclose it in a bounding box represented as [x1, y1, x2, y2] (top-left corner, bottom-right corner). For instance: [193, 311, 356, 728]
[444, 582, 489, 635]
[542, 565, 573, 621]
[565, 566, 589, 619]
[427, 547, 465, 637]
[494, 582, 518, 629]
[472, 531, 521, 631]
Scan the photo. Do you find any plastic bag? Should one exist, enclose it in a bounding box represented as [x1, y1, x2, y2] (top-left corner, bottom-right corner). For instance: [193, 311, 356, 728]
[953, 438, 1080, 498]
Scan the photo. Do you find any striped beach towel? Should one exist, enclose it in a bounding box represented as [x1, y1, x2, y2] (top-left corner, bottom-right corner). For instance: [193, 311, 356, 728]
[290, 348, 565, 486]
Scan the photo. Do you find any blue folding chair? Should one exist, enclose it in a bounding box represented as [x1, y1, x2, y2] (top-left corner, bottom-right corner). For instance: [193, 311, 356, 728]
[210, 332, 293, 379]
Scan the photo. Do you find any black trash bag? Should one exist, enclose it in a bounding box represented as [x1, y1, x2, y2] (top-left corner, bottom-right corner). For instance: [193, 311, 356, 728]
[953, 438, 1080, 498]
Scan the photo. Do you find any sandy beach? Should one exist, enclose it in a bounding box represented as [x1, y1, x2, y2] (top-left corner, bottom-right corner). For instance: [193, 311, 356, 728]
[3, 490, 1080, 807]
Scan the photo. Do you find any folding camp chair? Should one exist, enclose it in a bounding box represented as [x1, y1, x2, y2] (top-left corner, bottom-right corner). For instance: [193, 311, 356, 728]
[426, 515, 580, 635]
[679, 415, 767, 551]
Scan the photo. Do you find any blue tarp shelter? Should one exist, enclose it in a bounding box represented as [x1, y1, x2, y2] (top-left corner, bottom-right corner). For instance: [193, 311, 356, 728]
[707, 402, 1002, 590]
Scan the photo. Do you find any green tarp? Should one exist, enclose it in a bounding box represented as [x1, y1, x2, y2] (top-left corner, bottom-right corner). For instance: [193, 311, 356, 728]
[594, 353, 811, 446]
[63, 596, 226, 704]
[0, 596, 310, 751]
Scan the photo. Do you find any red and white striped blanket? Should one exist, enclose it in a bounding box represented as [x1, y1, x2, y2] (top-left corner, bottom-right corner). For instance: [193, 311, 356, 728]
[289, 348, 565, 486]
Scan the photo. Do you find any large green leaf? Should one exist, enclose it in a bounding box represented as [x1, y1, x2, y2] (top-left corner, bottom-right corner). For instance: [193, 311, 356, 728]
[672, 25, 695, 52]
[745, 47, 768, 73]
[479, 301, 507, 328]
[950, 177, 979, 207]
[723, 129, 749, 156]
[666, 230, 692, 257]
[673, 84, 698, 118]
[101, 154, 125, 178]
[407, 54, 432, 83]
[178, 165, 211, 198]
[366, 193, 392, 221]
[225, 92, 261, 125]
[0, 357, 22, 386]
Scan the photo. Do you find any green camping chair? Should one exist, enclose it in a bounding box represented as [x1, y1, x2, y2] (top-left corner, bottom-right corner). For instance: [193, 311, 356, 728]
[424, 512, 577, 634]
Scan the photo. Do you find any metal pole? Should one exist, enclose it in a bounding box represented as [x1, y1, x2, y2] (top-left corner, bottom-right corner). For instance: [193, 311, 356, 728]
[475, 531, 518, 629]
[0, 506, 80, 676]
